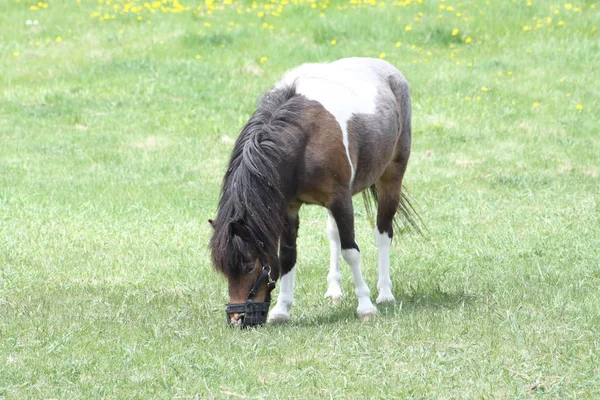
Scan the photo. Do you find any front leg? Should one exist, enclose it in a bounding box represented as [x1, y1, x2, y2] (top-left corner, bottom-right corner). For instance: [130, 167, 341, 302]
[330, 195, 377, 319]
[268, 210, 299, 323]
[324, 211, 343, 302]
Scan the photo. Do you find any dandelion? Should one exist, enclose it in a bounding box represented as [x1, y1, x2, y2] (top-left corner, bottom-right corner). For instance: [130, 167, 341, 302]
[508, 71, 514, 76]
[195, 55, 202, 59]
[558, 20, 565, 25]
[379, 53, 386, 59]
[467, 62, 472, 67]
[204, 22, 211, 27]
[13, 51, 20, 57]
[395, 41, 402, 47]
[452, 28, 459, 36]
[465, 37, 472, 43]
[532, 102, 540, 108]
[405, 25, 412, 31]
[464, 96, 471, 101]
[576, 104, 583, 110]
[56, 36, 62, 42]
[564, 3, 572, 10]
[260, 56, 268, 63]
[476, 96, 482, 101]
[330, 39, 337, 45]
[481, 87, 489, 92]
[257, 11, 264, 16]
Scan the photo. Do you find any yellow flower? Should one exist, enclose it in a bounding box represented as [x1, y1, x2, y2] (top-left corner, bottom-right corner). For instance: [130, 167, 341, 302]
[195, 55, 202, 59]
[260, 56, 268, 63]
[564, 3, 572, 10]
[395, 42, 402, 47]
[56, 37, 62, 42]
[257, 11, 264, 16]
[465, 37, 472, 43]
[558, 20, 565, 25]
[576, 104, 583, 110]
[532, 102, 540, 108]
[481, 87, 489, 92]
[451, 28, 459, 36]
[379, 53, 386, 59]
[508, 71, 513, 76]
[405, 25, 412, 31]
[13, 51, 20, 57]
[204, 22, 211, 27]
[464, 96, 471, 101]
[330, 39, 337, 45]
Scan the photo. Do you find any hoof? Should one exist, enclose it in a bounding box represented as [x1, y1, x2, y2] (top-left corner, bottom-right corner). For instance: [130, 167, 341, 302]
[357, 305, 377, 320]
[324, 289, 343, 304]
[376, 292, 396, 304]
[267, 311, 290, 323]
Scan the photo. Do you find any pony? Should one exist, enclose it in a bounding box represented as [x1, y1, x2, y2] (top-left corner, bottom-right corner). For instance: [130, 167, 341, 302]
[209, 57, 419, 327]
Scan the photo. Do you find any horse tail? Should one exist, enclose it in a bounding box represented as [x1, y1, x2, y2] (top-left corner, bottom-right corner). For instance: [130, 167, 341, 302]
[362, 184, 425, 236]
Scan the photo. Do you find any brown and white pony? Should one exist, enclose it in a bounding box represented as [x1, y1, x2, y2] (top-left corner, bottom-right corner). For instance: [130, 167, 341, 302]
[209, 57, 419, 327]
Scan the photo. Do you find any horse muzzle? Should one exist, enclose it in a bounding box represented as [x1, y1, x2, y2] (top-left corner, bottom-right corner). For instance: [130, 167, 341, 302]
[226, 300, 271, 327]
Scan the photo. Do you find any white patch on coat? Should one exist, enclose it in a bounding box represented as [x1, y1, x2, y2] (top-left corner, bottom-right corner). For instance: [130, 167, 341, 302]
[277, 59, 380, 185]
[324, 211, 343, 302]
[268, 267, 295, 322]
[374, 229, 395, 303]
[341, 248, 377, 318]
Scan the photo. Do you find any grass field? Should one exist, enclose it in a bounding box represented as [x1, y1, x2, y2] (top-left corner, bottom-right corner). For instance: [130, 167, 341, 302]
[1, 0, 599, 398]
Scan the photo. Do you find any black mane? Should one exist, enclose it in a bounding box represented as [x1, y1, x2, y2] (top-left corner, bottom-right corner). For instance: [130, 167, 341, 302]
[210, 85, 303, 276]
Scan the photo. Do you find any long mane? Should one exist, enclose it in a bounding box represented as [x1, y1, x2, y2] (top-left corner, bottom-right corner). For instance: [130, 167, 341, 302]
[210, 84, 302, 276]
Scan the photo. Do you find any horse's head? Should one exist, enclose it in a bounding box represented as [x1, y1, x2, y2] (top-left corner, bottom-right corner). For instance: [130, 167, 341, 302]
[209, 218, 279, 328]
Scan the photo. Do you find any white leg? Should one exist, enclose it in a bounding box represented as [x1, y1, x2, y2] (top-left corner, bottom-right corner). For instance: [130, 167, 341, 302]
[375, 229, 395, 303]
[324, 211, 343, 302]
[341, 249, 377, 319]
[268, 267, 295, 322]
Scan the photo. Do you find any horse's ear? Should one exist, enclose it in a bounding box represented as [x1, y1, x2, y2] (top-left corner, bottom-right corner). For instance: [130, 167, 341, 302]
[229, 220, 252, 242]
[208, 219, 215, 229]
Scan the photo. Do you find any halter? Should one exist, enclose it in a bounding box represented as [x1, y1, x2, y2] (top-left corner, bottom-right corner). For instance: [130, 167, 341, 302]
[226, 264, 276, 327]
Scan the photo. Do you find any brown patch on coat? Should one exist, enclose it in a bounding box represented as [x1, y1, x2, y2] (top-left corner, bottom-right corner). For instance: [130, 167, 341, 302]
[293, 102, 352, 207]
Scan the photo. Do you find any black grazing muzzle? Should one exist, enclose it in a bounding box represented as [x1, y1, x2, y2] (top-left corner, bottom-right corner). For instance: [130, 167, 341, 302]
[226, 265, 276, 327]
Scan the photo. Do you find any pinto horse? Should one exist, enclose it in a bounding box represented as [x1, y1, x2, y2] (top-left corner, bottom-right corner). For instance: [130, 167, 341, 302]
[209, 57, 419, 327]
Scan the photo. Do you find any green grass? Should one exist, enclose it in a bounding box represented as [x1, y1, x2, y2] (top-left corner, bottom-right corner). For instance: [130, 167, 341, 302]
[1, 0, 599, 398]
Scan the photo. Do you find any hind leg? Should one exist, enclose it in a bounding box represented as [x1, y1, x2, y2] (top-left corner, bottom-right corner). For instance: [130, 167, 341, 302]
[324, 211, 343, 302]
[375, 157, 409, 304]
[268, 209, 299, 322]
[330, 194, 377, 319]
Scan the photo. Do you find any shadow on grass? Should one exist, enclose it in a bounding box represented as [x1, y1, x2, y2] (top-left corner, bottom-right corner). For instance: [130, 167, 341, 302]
[288, 284, 482, 328]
